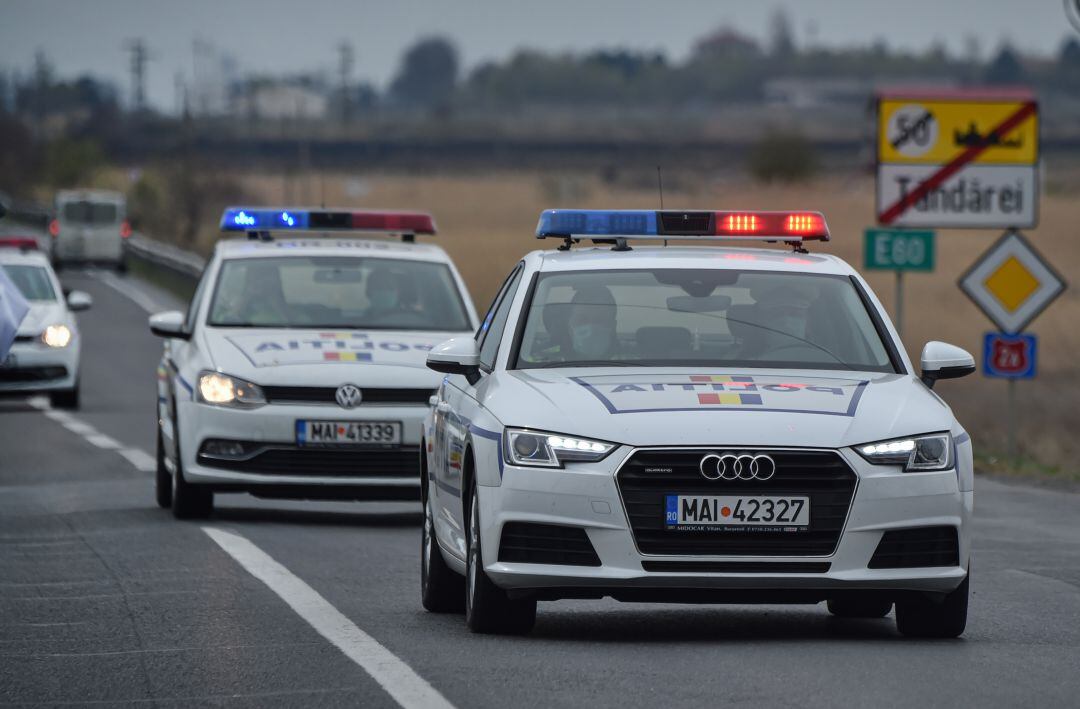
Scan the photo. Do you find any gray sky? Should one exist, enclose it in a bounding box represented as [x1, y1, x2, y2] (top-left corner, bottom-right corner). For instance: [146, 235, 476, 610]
[2, 0, 1076, 110]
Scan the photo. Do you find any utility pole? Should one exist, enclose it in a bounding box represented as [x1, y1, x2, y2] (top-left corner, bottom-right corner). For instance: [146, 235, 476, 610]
[337, 41, 354, 126]
[124, 39, 150, 113]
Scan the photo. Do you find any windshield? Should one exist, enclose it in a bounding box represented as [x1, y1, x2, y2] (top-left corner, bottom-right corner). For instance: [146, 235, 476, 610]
[207, 255, 471, 331]
[514, 268, 895, 372]
[61, 201, 120, 225]
[1, 264, 57, 302]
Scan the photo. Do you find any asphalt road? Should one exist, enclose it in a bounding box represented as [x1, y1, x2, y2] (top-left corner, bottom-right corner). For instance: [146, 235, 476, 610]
[2, 269, 1080, 708]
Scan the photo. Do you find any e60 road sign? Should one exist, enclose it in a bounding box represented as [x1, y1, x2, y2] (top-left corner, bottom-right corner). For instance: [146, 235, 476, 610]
[864, 229, 935, 271]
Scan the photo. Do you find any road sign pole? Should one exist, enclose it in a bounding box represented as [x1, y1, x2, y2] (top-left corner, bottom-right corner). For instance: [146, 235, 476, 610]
[895, 271, 904, 339]
[1007, 378, 1017, 460]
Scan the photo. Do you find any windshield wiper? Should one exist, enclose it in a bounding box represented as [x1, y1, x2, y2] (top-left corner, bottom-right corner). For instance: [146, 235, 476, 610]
[529, 360, 640, 369]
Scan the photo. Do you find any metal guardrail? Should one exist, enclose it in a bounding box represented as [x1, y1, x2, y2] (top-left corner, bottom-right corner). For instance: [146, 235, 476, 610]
[124, 233, 205, 281]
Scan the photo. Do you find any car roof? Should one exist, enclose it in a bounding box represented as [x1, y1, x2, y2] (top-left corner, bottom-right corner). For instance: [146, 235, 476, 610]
[213, 237, 454, 263]
[530, 245, 858, 277]
[56, 189, 124, 203]
[0, 248, 53, 267]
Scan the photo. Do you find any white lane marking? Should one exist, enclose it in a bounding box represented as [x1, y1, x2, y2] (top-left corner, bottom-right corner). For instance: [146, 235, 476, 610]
[87, 268, 165, 314]
[26, 396, 155, 473]
[118, 447, 156, 472]
[202, 527, 455, 709]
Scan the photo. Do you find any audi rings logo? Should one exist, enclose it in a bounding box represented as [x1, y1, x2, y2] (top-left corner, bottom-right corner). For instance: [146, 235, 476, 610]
[699, 453, 777, 481]
[335, 384, 363, 409]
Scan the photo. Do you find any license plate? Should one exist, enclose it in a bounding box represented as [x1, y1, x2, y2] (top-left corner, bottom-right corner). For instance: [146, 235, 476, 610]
[0, 354, 15, 369]
[665, 495, 810, 530]
[296, 420, 401, 446]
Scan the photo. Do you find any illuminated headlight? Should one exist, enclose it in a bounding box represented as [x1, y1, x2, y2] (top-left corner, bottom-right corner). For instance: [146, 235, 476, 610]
[504, 428, 616, 468]
[41, 324, 72, 348]
[196, 371, 266, 408]
[856, 433, 953, 472]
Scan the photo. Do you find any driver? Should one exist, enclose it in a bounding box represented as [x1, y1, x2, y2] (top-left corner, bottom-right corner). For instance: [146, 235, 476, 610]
[750, 285, 814, 353]
[364, 268, 404, 318]
[567, 286, 619, 360]
[239, 264, 289, 325]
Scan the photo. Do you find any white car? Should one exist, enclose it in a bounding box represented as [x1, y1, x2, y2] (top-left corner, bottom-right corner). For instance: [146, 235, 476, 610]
[149, 208, 478, 518]
[0, 239, 92, 407]
[421, 209, 975, 638]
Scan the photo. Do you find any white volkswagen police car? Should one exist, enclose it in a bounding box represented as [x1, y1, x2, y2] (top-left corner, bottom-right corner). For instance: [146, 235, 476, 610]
[149, 208, 477, 518]
[421, 209, 975, 638]
[1, 238, 92, 407]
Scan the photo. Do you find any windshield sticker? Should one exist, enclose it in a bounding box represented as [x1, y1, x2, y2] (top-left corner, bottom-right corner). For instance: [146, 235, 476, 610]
[571, 373, 868, 417]
[227, 331, 441, 368]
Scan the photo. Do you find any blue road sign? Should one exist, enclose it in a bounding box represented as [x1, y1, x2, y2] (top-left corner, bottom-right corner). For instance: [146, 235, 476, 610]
[983, 332, 1037, 379]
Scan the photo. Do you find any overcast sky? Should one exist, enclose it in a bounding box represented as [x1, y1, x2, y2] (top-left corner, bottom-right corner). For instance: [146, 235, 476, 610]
[2, 0, 1077, 110]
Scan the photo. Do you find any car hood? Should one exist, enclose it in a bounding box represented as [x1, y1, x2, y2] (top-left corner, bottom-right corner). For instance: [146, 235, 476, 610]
[17, 302, 68, 336]
[202, 328, 466, 387]
[484, 368, 954, 449]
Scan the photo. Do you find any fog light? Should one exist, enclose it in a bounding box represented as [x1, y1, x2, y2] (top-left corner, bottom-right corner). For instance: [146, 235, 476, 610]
[201, 440, 247, 458]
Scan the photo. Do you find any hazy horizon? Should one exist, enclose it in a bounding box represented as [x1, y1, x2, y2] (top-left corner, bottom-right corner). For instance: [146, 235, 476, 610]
[2, 0, 1077, 111]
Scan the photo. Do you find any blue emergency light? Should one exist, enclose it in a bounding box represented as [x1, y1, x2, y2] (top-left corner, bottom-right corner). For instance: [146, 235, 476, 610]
[535, 209, 829, 242]
[219, 208, 436, 235]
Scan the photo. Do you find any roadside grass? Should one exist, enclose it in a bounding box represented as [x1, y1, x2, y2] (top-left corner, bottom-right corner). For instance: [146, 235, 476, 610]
[975, 450, 1080, 490]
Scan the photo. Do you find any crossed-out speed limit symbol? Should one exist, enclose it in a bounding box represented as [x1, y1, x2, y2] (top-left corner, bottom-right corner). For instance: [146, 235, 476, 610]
[887, 104, 938, 158]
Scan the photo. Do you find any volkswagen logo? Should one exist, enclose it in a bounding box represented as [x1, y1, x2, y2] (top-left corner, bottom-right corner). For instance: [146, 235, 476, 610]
[699, 453, 776, 481]
[335, 384, 363, 409]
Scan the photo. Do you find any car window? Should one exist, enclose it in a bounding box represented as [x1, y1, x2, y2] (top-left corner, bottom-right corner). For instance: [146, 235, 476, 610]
[1, 264, 57, 301]
[207, 255, 471, 331]
[478, 265, 523, 371]
[61, 201, 119, 225]
[514, 268, 894, 373]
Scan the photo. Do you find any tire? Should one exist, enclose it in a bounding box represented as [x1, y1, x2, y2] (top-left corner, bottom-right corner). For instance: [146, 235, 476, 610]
[465, 482, 536, 634]
[50, 381, 80, 409]
[895, 574, 969, 638]
[155, 427, 172, 509]
[170, 425, 213, 519]
[827, 597, 893, 618]
[421, 491, 465, 613]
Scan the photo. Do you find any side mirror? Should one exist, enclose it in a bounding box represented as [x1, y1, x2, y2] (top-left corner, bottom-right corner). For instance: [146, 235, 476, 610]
[149, 310, 190, 340]
[66, 290, 92, 311]
[920, 341, 975, 389]
[426, 336, 481, 385]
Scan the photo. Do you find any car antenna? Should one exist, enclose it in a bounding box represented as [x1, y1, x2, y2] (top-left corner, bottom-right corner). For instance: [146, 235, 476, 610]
[657, 166, 667, 247]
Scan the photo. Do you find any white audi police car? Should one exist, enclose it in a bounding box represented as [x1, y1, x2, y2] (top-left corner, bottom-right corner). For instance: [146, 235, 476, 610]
[421, 209, 975, 638]
[149, 208, 477, 518]
[1, 238, 92, 407]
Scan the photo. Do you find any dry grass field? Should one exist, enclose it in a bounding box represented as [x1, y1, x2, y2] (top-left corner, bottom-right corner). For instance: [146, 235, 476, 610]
[213, 170, 1079, 471]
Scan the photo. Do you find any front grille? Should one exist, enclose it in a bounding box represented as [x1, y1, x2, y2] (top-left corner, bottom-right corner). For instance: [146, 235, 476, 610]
[13, 335, 33, 343]
[0, 366, 68, 383]
[498, 522, 602, 567]
[198, 445, 420, 477]
[869, 526, 959, 569]
[263, 386, 434, 406]
[617, 448, 857, 556]
[642, 560, 831, 573]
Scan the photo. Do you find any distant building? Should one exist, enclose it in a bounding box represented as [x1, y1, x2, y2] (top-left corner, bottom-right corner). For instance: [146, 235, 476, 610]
[232, 79, 330, 120]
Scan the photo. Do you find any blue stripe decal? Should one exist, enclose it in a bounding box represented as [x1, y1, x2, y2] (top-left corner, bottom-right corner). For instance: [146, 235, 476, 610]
[468, 424, 504, 477]
[955, 432, 970, 445]
[166, 359, 195, 399]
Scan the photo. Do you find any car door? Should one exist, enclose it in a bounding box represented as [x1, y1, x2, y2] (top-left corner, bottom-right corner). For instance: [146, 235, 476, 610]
[161, 262, 213, 464]
[434, 262, 523, 559]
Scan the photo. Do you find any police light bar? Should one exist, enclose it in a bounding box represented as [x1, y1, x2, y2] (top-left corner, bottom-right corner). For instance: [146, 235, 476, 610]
[535, 210, 829, 242]
[219, 208, 436, 235]
[0, 236, 39, 251]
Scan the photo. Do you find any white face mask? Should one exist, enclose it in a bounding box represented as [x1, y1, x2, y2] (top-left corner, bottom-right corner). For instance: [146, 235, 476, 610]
[571, 323, 614, 358]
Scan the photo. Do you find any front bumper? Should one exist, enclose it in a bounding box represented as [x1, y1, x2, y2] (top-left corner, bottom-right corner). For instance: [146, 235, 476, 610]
[177, 399, 428, 499]
[476, 447, 972, 601]
[0, 341, 79, 393]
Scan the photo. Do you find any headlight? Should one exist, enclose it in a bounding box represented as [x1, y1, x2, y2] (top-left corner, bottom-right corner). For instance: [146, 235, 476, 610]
[504, 428, 616, 468]
[41, 324, 72, 348]
[855, 432, 953, 471]
[196, 371, 266, 408]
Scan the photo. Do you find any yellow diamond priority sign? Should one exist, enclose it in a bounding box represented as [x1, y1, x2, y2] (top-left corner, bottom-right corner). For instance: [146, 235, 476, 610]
[958, 231, 1066, 333]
